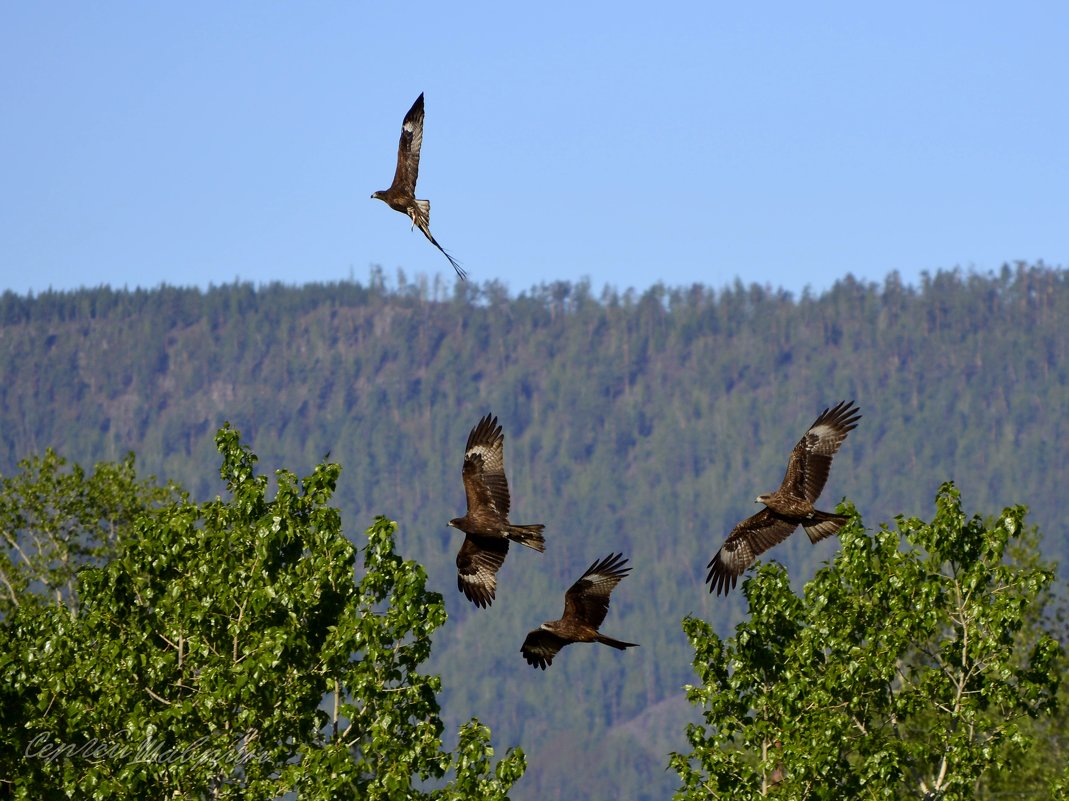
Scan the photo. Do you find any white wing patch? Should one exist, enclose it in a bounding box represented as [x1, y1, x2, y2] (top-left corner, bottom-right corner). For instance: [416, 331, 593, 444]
[805, 424, 848, 456]
[467, 443, 504, 474]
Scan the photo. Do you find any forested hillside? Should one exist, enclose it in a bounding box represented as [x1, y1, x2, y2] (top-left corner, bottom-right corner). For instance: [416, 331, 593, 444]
[1, 262, 1066, 800]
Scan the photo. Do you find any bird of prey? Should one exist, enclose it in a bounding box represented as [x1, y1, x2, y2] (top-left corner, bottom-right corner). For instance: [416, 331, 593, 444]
[371, 92, 466, 279]
[448, 414, 545, 607]
[521, 553, 638, 669]
[706, 400, 862, 596]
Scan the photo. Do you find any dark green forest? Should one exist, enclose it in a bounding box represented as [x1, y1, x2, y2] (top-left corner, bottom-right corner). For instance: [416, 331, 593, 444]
[1, 262, 1066, 799]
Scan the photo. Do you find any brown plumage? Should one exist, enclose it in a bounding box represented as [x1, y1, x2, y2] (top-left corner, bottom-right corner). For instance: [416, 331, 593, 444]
[371, 93, 466, 279]
[448, 414, 544, 607]
[521, 553, 638, 669]
[706, 400, 862, 596]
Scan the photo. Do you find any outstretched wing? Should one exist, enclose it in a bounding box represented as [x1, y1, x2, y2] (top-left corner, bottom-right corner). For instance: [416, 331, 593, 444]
[562, 553, 631, 630]
[456, 535, 509, 608]
[461, 413, 510, 518]
[778, 400, 861, 503]
[521, 629, 569, 670]
[706, 509, 798, 596]
[388, 93, 424, 196]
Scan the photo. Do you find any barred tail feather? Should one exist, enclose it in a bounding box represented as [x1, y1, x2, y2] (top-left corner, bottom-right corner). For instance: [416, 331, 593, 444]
[802, 511, 848, 544]
[507, 524, 545, 552]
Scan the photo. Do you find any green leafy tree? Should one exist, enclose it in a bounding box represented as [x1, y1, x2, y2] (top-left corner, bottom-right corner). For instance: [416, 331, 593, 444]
[0, 426, 524, 799]
[0, 449, 178, 616]
[671, 483, 1062, 800]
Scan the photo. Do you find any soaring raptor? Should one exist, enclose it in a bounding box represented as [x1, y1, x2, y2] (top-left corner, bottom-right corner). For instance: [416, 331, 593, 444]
[706, 400, 862, 596]
[448, 414, 545, 607]
[371, 93, 465, 279]
[521, 553, 638, 669]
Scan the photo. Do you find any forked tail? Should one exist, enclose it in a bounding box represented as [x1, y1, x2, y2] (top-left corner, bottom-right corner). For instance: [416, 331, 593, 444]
[802, 510, 848, 544]
[506, 524, 546, 552]
[413, 198, 431, 220]
[595, 634, 639, 651]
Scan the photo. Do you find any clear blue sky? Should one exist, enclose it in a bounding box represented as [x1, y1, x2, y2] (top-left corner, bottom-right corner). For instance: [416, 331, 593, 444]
[2, 3, 1065, 298]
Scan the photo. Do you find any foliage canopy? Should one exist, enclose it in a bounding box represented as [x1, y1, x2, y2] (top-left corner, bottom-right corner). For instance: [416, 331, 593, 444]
[0, 426, 525, 799]
[0, 448, 178, 617]
[671, 484, 1062, 800]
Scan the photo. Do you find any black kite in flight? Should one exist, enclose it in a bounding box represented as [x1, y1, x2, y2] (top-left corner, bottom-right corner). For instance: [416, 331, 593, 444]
[706, 400, 862, 596]
[521, 553, 638, 669]
[448, 414, 545, 607]
[371, 93, 466, 279]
